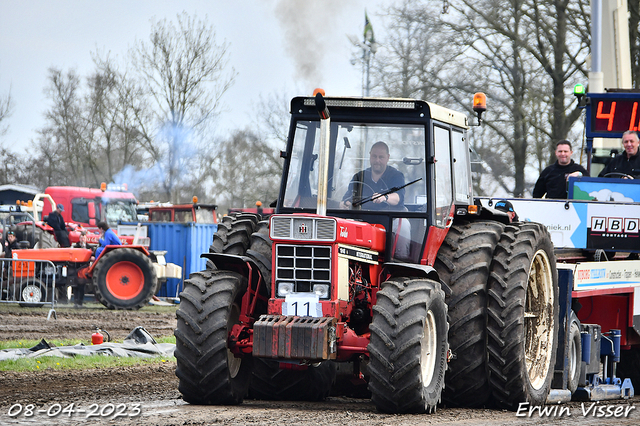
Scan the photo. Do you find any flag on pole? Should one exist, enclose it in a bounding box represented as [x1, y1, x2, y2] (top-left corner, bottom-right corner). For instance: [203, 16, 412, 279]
[364, 11, 375, 44]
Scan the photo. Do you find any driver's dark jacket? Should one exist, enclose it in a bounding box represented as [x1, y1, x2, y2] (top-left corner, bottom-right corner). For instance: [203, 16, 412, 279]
[342, 166, 405, 210]
[598, 151, 640, 177]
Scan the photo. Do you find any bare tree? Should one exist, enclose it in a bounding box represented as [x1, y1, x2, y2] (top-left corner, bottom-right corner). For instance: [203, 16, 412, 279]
[127, 12, 236, 202]
[29, 13, 235, 202]
[373, 0, 589, 196]
[253, 89, 294, 150]
[213, 129, 282, 212]
[32, 68, 86, 186]
[0, 81, 14, 138]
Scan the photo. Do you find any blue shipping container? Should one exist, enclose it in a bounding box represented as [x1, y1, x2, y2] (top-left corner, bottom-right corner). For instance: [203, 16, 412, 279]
[145, 222, 217, 297]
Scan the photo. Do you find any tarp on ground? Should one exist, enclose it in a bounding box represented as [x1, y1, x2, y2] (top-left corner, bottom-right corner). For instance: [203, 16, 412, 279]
[0, 326, 175, 361]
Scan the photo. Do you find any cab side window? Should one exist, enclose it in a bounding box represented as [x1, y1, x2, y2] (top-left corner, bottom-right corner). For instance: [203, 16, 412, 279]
[433, 126, 453, 227]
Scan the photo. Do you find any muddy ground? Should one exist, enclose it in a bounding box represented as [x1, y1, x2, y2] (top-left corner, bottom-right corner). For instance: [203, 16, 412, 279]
[0, 305, 639, 425]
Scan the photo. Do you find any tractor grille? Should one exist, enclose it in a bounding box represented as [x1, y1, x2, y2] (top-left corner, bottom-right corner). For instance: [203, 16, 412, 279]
[271, 216, 336, 241]
[275, 244, 331, 294]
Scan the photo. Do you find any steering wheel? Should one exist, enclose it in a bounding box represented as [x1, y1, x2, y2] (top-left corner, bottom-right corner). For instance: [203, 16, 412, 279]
[603, 172, 635, 179]
[338, 182, 387, 209]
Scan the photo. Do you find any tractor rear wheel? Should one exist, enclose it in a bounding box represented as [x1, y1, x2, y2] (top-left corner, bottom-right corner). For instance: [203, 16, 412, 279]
[92, 248, 157, 310]
[368, 277, 448, 413]
[175, 269, 252, 405]
[246, 220, 272, 294]
[249, 359, 336, 401]
[210, 213, 261, 255]
[434, 220, 504, 407]
[487, 222, 558, 409]
[10, 224, 58, 248]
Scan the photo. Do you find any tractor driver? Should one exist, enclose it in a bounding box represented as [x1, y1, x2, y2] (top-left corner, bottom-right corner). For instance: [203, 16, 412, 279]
[340, 141, 405, 210]
[340, 141, 411, 260]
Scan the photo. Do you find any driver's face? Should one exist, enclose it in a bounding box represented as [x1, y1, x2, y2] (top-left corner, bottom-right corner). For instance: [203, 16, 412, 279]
[369, 146, 390, 174]
[622, 133, 640, 157]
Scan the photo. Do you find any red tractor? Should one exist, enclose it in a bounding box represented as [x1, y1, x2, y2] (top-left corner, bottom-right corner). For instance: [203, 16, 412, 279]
[174, 93, 559, 412]
[9, 245, 158, 310]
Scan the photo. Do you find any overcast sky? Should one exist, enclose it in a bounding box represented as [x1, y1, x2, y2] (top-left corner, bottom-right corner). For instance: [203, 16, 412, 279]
[0, 0, 391, 153]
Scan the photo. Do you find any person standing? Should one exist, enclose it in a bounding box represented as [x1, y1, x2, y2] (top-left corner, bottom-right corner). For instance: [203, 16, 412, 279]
[45, 204, 70, 247]
[533, 140, 589, 199]
[95, 221, 121, 259]
[3, 231, 19, 259]
[598, 130, 640, 178]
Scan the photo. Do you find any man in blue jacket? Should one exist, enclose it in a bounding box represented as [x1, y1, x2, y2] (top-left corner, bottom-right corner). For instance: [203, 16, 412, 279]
[95, 221, 121, 259]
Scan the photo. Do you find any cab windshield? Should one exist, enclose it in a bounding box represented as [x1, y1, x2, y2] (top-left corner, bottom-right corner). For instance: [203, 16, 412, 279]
[102, 200, 138, 226]
[283, 121, 427, 212]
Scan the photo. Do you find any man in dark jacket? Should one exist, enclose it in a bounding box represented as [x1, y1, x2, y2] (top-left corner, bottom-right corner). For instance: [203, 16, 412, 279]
[340, 141, 405, 210]
[598, 131, 640, 178]
[3, 231, 19, 259]
[45, 204, 70, 247]
[533, 140, 589, 199]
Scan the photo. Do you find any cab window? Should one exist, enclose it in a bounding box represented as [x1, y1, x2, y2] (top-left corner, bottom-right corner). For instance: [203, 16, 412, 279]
[433, 125, 453, 227]
[71, 198, 90, 224]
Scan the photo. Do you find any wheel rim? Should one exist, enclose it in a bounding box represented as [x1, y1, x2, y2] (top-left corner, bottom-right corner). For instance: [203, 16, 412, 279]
[569, 326, 578, 379]
[105, 261, 144, 300]
[227, 303, 242, 378]
[22, 284, 43, 304]
[524, 249, 555, 390]
[420, 310, 437, 387]
[569, 338, 577, 378]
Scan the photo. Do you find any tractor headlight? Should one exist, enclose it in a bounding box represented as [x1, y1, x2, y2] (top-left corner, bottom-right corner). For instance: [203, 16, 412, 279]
[277, 282, 295, 297]
[313, 284, 329, 299]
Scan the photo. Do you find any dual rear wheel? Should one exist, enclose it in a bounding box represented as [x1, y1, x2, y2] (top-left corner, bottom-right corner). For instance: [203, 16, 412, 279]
[436, 221, 559, 409]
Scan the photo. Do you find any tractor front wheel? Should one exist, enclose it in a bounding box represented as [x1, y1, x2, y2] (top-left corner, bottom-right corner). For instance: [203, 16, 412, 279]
[92, 248, 157, 310]
[175, 270, 252, 405]
[19, 279, 47, 307]
[368, 277, 448, 413]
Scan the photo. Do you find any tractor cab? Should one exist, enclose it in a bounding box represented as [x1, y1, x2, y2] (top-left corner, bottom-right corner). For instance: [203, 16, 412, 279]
[276, 95, 474, 264]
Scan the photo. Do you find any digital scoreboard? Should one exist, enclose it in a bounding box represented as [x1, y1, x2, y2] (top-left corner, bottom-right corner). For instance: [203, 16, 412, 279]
[587, 92, 640, 138]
